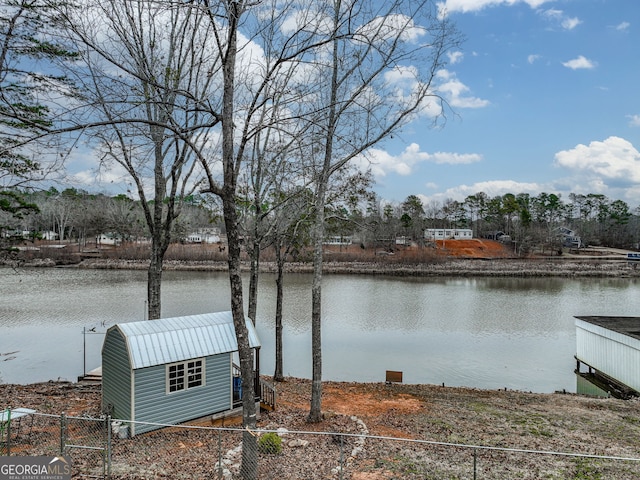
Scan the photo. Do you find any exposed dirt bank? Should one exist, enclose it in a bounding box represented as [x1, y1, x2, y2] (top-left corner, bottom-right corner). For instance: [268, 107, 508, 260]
[63, 257, 640, 278]
[6, 239, 639, 277]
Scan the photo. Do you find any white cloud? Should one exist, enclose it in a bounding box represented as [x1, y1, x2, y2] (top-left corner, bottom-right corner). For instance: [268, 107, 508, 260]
[447, 51, 464, 64]
[627, 114, 640, 127]
[436, 69, 490, 108]
[542, 9, 582, 31]
[554, 136, 640, 183]
[419, 137, 640, 206]
[436, 0, 551, 17]
[561, 17, 582, 30]
[357, 14, 426, 44]
[543, 9, 563, 20]
[426, 180, 545, 203]
[616, 21, 630, 31]
[430, 152, 484, 164]
[527, 54, 541, 64]
[384, 65, 419, 84]
[359, 143, 482, 178]
[562, 55, 597, 70]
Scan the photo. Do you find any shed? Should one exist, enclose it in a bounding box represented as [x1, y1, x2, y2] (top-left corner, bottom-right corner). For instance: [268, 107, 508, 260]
[575, 316, 640, 397]
[102, 311, 261, 436]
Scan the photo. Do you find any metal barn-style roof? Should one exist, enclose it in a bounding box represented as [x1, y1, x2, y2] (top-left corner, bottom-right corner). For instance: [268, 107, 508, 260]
[112, 311, 261, 369]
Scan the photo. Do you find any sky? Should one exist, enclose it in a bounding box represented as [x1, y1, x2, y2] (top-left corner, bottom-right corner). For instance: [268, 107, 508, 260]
[61, 0, 640, 210]
[369, 0, 640, 208]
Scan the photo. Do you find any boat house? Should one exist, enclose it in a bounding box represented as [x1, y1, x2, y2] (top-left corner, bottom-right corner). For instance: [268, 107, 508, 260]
[102, 312, 262, 436]
[575, 316, 640, 398]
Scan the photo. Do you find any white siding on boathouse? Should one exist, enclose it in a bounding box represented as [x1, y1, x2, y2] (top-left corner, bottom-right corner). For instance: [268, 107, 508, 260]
[575, 316, 640, 394]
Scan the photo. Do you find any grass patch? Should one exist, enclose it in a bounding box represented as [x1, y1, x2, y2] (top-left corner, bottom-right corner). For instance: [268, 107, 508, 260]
[572, 458, 603, 480]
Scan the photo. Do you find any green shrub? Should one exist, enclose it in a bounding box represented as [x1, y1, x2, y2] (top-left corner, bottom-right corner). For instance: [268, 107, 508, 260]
[258, 432, 282, 455]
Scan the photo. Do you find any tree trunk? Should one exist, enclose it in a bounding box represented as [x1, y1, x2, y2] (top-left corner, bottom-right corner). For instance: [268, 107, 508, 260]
[147, 238, 164, 320]
[247, 240, 259, 325]
[220, 4, 258, 477]
[307, 195, 325, 423]
[224, 193, 258, 479]
[146, 135, 168, 321]
[273, 239, 285, 382]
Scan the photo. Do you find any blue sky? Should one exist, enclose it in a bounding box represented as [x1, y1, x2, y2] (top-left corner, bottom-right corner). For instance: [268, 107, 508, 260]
[62, 0, 639, 210]
[371, 0, 640, 208]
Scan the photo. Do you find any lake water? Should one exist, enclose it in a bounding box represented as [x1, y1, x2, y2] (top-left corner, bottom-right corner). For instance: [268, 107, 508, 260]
[1, 267, 639, 392]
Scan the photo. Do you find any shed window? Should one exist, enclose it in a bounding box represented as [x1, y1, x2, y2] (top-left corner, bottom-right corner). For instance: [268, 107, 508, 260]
[167, 359, 205, 393]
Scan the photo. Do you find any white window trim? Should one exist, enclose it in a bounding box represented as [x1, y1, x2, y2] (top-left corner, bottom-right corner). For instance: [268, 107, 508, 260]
[166, 358, 206, 394]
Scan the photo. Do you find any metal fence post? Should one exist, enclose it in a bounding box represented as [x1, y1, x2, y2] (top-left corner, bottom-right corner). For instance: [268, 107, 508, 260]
[6, 407, 11, 456]
[60, 413, 67, 455]
[106, 415, 112, 479]
[473, 447, 477, 480]
[217, 429, 222, 479]
[339, 435, 344, 480]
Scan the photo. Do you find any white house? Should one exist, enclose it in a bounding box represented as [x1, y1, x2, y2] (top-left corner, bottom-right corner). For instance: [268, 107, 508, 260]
[424, 228, 473, 240]
[186, 233, 202, 243]
[41, 231, 59, 241]
[97, 233, 122, 246]
[323, 236, 352, 246]
[186, 228, 221, 244]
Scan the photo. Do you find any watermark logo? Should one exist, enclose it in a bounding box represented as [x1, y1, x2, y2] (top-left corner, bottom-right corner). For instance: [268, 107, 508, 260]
[0, 456, 71, 480]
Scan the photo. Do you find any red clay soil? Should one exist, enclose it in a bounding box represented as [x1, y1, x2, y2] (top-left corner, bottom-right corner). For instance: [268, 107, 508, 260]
[433, 239, 510, 258]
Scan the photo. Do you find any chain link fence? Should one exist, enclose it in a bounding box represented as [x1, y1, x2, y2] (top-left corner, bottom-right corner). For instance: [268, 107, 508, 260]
[3, 410, 640, 479]
[1, 411, 108, 477]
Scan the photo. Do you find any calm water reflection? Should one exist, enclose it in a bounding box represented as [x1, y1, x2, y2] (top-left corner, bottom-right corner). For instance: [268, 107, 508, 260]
[1, 267, 639, 392]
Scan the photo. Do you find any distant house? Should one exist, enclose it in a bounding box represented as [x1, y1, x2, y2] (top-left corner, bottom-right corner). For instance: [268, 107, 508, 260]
[555, 227, 583, 248]
[186, 228, 221, 244]
[202, 228, 221, 244]
[97, 233, 122, 246]
[102, 312, 262, 436]
[425, 228, 473, 240]
[186, 233, 202, 243]
[395, 236, 411, 246]
[323, 236, 352, 246]
[41, 231, 59, 241]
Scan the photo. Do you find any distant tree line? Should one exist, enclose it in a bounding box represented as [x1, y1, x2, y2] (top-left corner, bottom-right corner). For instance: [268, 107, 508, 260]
[3, 187, 638, 255]
[359, 192, 639, 253]
[0, 187, 221, 246]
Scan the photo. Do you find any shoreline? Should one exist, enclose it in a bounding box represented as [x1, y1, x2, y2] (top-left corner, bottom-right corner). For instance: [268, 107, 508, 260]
[12, 256, 640, 277]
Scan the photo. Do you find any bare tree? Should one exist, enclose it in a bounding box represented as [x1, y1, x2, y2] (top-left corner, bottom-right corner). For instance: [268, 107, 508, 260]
[298, 0, 461, 422]
[269, 186, 313, 382]
[57, 0, 218, 319]
[193, 0, 347, 474]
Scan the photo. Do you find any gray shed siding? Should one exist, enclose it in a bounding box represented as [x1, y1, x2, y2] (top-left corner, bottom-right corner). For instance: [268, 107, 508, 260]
[132, 353, 232, 435]
[576, 318, 640, 393]
[102, 312, 261, 436]
[102, 328, 132, 421]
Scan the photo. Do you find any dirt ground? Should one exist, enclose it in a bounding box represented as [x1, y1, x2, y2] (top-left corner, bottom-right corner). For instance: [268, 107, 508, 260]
[3, 379, 640, 479]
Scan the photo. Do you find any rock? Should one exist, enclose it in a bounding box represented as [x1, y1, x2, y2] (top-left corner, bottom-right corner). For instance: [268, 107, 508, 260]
[288, 438, 309, 448]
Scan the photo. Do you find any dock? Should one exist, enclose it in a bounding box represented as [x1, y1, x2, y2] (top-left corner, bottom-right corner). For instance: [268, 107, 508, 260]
[78, 366, 102, 383]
